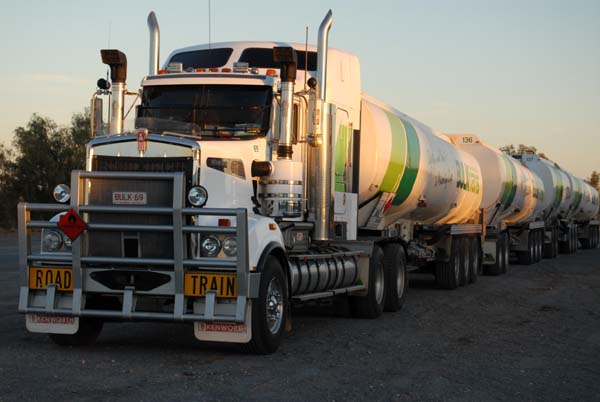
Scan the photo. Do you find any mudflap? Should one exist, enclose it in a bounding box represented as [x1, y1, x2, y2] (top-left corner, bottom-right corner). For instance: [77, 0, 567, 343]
[26, 314, 79, 334]
[193, 300, 252, 343]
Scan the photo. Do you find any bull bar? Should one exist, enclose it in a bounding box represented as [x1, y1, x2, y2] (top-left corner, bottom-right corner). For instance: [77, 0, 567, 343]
[17, 170, 250, 323]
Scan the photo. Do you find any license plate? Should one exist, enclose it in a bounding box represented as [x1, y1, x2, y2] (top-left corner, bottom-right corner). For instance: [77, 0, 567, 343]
[184, 273, 237, 298]
[29, 267, 74, 291]
[112, 191, 147, 205]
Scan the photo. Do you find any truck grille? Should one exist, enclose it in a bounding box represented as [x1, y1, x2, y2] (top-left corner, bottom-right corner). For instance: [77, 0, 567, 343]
[87, 156, 194, 263]
[92, 155, 194, 187]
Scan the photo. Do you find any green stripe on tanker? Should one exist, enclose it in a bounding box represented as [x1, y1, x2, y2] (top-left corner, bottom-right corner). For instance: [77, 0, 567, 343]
[392, 117, 420, 206]
[379, 112, 407, 193]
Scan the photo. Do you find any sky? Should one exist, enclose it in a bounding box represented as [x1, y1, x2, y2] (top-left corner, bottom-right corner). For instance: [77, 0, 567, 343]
[1, 0, 599, 178]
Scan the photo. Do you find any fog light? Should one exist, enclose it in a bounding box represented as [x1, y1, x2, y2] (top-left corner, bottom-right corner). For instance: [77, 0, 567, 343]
[188, 186, 208, 207]
[53, 184, 71, 203]
[201, 236, 221, 257]
[223, 237, 237, 257]
[43, 230, 63, 252]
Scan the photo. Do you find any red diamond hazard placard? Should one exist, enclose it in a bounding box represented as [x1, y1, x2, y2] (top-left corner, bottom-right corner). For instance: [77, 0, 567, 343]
[57, 208, 88, 241]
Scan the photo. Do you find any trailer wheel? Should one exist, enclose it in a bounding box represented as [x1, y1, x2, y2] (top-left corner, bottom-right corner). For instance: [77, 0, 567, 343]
[488, 236, 504, 275]
[459, 237, 470, 286]
[436, 237, 461, 289]
[48, 318, 103, 347]
[502, 233, 510, 272]
[382, 243, 407, 312]
[552, 228, 559, 257]
[351, 246, 386, 318]
[246, 256, 287, 354]
[469, 237, 481, 283]
[518, 232, 534, 265]
[581, 231, 591, 249]
[534, 230, 542, 263]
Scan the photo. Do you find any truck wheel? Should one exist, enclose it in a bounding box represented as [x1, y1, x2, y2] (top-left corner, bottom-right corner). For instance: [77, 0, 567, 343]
[542, 230, 552, 259]
[459, 237, 470, 286]
[351, 246, 386, 318]
[488, 236, 504, 275]
[436, 238, 460, 289]
[517, 232, 533, 265]
[580, 227, 591, 250]
[246, 256, 287, 354]
[502, 233, 510, 272]
[382, 243, 407, 312]
[48, 318, 103, 346]
[553, 228, 559, 257]
[468, 237, 481, 283]
[534, 231, 542, 263]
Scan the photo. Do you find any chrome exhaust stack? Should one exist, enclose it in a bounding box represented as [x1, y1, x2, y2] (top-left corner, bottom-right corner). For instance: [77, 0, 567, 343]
[147, 11, 160, 76]
[309, 10, 334, 241]
[100, 49, 127, 134]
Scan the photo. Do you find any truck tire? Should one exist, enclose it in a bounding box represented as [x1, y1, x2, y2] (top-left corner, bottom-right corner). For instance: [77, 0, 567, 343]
[350, 246, 386, 318]
[534, 230, 542, 263]
[580, 226, 591, 250]
[436, 238, 460, 289]
[543, 230, 553, 259]
[468, 237, 481, 284]
[552, 228, 559, 257]
[488, 236, 504, 275]
[48, 318, 103, 346]
[246, 256, 287, 354]
[501, 232, 510, 273]
[382, 243, 407, 312]
[518, 232, 534, 265]
[459, 237, 470, 286]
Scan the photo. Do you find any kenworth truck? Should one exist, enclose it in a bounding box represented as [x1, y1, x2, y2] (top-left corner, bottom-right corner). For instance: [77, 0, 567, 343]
[18, 11, 487, 353]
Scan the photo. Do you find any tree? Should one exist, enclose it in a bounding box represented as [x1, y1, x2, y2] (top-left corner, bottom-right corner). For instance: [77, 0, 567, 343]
[586, 171, 600, 191]
[0, 111, 89, 228]
[500, 144, 548, 159]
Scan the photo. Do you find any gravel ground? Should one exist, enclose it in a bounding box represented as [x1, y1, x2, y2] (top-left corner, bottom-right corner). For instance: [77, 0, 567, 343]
[1, 231, 599, 402]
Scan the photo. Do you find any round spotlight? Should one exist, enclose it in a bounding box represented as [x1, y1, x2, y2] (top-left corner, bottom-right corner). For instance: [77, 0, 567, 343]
[43, 230, 63, 252]
[222, 237, 238, 257]
[53, 184, 71, 203]
[188, 186, 208, 207]
[201, 236, 221, 257]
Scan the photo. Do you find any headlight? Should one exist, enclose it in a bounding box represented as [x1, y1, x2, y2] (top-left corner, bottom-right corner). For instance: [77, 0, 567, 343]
[223, 237, 237, 257]
[43, 230, 63, 252]
[53, 184, 71, 203]
[201, 236, 221, 257]
[188, 186, 208, 207]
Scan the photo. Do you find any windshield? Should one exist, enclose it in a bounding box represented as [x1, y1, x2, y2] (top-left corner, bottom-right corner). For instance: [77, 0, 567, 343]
[136, 84, 273, 139]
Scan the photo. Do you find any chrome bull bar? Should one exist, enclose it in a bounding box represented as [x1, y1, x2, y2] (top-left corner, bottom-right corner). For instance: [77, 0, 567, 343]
[17, 170, 249, 323]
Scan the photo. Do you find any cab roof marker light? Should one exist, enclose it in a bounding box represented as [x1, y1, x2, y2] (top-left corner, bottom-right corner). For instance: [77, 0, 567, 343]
[196, 68, 206, 72]
[266, 69, 277, 76]
[209, 67, 219, 72]
[221, 67, 232, 73]
[158, 69, 168, 75]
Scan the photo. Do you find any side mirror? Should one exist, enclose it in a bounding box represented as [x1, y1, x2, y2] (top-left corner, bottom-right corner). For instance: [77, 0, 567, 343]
[90, 96, 103, 137]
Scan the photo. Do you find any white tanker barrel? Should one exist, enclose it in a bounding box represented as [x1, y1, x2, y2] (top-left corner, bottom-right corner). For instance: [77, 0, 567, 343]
[448, 134, 544, 227]
[356, 95, 482, 230]
[517, 154, 568, 223]
[574, 181, 599, 221]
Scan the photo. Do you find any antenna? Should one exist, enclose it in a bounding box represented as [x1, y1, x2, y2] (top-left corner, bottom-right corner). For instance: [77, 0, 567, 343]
[304, 26, 309, 92]
[106, 21, 112, 82]
[208, 0, 212, 49]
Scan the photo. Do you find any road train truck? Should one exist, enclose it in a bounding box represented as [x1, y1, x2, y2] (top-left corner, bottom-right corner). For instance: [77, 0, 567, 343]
[19, 10, 538, 354]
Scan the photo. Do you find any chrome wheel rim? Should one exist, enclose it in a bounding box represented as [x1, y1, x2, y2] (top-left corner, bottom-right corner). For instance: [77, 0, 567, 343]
[374, 263, 385, 305]
[266, 277, 284, 334]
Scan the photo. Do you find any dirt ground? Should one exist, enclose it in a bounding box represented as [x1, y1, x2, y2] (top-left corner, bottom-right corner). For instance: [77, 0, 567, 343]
[1, 231, 599, 402]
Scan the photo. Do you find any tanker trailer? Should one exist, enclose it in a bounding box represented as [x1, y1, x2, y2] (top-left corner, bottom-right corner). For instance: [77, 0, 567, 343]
[358, 98, 484, 290]
[516, 154, 596, 254]
[572, 179, 599, 249]
[447, 135, 546, 270]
